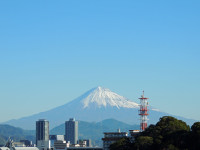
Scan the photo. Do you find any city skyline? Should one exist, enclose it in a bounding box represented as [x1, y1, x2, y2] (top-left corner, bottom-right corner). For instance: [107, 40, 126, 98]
[0, 0, 200, 122]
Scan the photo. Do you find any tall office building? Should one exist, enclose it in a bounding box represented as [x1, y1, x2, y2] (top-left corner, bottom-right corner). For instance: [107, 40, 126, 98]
[65, 118, 78, 144]
[36, 119, 49, 144]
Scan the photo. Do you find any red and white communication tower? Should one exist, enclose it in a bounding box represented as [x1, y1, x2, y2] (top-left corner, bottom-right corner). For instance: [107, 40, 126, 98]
[138, 91, 149, 131]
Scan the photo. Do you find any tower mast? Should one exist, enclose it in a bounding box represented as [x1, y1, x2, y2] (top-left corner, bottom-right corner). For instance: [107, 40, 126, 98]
[138, 91, 149, 131]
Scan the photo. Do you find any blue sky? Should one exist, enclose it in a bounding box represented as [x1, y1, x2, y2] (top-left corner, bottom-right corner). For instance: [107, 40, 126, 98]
[0, 0, 200, 123]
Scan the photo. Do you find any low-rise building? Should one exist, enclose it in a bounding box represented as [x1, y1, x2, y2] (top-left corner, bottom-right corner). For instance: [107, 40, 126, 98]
[20, 140, 33, 147]
[50, 135, 64, 147]
[78, 140, 91, 148]
[53, 139, 101, 150]
[14, 142, 26, 147]
[37, 140, 52, 150]
[54, 140, 69, 150]
[129, 130, 140, 141]
[102, 129, 128, 150]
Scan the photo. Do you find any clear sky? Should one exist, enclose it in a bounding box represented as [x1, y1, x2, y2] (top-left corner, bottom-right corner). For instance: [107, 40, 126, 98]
[0, 0, 199, 123]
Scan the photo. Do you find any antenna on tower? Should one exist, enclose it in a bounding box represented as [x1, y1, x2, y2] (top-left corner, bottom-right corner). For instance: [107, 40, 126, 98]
[142, 90, 144, 98]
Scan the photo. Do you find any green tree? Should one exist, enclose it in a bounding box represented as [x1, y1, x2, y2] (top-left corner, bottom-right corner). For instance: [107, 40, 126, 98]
[134, 136, 153, 150]
[109, 116, 194, 150]
[191, 122, 200, 134]
[109, 138, 132, 150]
[166, 144, 179, 150]
[189, 122, 200, 150]
[141, 116, 190, 149]
[156, 116, 190, 137]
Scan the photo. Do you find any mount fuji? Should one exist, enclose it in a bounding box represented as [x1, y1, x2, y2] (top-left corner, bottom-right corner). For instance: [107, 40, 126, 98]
[4, 86, 195, 129]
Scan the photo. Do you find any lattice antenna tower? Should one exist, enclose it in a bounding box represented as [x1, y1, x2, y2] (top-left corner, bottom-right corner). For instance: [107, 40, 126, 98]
[138, 91, 149, 131]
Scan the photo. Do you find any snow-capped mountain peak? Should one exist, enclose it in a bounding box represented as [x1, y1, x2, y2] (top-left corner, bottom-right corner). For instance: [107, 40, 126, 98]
[4, 86, 196, 130]
[81, 86, 139, 108]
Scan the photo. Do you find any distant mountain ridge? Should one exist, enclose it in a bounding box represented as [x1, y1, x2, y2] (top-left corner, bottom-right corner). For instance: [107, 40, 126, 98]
[0, 119, 139, 146]
[4, 86, 196, 129]
[50, 118, 139, 146]
[0, 124, 35, 145]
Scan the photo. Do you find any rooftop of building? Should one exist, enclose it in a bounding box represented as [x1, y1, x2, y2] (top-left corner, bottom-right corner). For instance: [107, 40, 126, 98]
[103, 132, 128, 134]
[38, 119, 48, 121]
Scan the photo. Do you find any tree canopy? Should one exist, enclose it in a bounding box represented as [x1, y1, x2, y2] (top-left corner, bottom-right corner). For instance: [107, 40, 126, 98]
[110, 116, 198, 150]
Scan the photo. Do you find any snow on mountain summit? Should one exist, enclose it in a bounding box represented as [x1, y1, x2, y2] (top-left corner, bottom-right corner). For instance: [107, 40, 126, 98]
[81, 86, 139, 109]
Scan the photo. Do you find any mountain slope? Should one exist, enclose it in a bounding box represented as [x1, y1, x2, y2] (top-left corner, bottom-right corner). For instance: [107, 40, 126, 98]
[4, 86, 196, 129]
[0, 124, 35, 145]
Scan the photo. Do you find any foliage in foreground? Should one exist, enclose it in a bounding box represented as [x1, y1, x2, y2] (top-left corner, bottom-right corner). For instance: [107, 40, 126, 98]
[110, 116, 200, 150]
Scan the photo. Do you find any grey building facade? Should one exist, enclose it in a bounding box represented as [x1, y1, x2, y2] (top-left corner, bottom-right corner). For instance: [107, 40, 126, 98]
[65, 118, 78, 144]
[36, 119, 49, 144]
